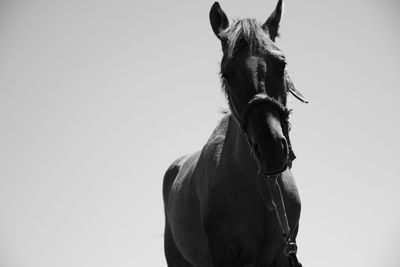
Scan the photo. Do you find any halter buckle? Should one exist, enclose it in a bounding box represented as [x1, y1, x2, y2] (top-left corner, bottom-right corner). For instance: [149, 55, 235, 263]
[284, 240, 298, 256]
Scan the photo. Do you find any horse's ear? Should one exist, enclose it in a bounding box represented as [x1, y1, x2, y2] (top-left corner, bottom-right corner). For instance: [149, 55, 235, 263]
[262, 0, 284, 42]
[209, 2, 229, 39]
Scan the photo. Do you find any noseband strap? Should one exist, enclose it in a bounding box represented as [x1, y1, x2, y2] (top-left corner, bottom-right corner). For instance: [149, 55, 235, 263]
[229, 93, 296, 162]
[240, 94, 290, 134]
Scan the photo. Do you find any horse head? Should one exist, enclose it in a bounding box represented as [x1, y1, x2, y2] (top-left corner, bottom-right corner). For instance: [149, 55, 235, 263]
[210, 1, 307, 175]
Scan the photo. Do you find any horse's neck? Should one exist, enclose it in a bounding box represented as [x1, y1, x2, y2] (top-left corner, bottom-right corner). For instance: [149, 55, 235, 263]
[207, 113, 259, 176]
[196, 113, 264, 212]
[228, 115, 258, 171]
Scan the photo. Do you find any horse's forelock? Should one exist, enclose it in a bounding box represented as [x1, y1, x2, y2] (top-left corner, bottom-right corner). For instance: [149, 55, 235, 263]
[221, 18, 269, 59]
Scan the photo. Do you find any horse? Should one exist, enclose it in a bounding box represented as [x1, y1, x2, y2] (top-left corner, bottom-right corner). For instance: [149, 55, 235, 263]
[163, 1, 308, 266]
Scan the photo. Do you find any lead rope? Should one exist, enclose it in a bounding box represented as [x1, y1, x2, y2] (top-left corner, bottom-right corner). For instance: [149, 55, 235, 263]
[266, 175, 302, 267]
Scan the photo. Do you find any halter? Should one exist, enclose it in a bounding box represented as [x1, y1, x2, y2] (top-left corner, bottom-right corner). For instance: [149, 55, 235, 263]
[228, 93, 296, 162]
[228, 93, 302, 267]
[240, 94, 290, 134]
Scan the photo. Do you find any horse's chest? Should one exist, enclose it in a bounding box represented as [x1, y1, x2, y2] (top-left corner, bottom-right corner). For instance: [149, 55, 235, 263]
[204, 187, 283, 265]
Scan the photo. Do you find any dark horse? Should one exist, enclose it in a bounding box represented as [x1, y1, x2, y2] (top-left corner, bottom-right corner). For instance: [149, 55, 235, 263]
[163, 1, 308, 266]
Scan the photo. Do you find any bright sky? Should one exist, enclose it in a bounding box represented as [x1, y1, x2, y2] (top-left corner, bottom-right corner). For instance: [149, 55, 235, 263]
[0, 0, 399, 266]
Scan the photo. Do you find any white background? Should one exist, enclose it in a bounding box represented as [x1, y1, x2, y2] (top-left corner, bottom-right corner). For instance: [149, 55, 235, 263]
[1, 0, 399, 266]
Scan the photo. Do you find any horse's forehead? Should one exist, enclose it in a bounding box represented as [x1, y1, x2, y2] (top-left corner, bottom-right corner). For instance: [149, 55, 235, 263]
[261, 42, 285, 63]
[245, 46, 285, 72]
[245, 37, 285, 65]
[245, 56, 266, 76]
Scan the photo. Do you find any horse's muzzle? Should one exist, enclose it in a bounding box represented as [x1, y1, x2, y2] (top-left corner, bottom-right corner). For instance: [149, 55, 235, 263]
[252, 137, 289, 175]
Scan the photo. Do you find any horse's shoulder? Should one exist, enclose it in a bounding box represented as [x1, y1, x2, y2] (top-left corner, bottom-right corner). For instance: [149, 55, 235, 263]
[163, 114, 231, 207]
[163, 151, 201, 194]
[168, 152, 199, 170]
[163, 156, 184, 203]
